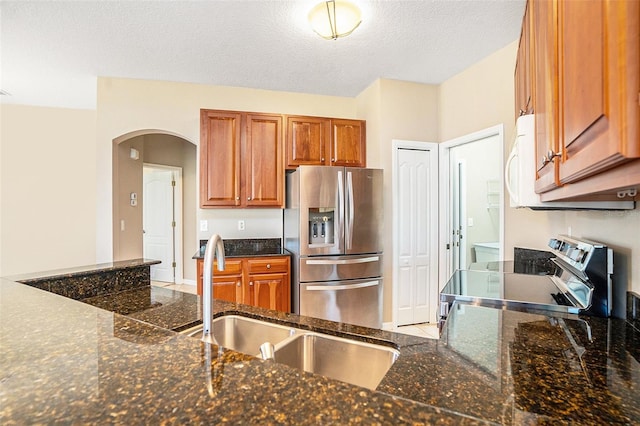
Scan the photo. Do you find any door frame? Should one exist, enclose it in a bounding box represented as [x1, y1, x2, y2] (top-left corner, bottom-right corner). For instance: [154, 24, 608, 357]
[438, 125, 505, 288]
[391, 140, 439, 327]
[143, 163, 184, 284]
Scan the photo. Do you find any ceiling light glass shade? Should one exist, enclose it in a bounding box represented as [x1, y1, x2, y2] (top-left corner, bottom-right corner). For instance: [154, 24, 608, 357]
[308, 1, 362, 40]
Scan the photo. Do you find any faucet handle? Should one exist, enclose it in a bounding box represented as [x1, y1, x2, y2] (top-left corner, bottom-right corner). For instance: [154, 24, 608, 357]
[259, 342, 275, 361]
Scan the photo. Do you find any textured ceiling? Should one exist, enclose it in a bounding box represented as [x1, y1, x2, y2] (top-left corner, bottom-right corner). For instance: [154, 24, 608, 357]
[1, 0, 526, 109]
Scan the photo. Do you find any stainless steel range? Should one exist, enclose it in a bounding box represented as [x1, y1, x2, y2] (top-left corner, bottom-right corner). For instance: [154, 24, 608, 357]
[439, 235, 614, 326]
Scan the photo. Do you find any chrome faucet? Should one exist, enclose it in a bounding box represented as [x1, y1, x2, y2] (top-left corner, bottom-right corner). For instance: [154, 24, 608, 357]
[202, 234, 225, 344]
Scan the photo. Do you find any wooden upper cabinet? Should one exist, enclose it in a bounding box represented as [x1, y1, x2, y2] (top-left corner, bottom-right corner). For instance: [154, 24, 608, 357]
[244, 114, 283, 206]
[330, 119, 366, 167]
[200, 109, 284, 208]
[284, 115, 366, 169]
[526, 0, 640, 199]
[557, 0, 640, 185]
[285, 116, 330, 169]
[514, 0, 532, 120]
[200, 110, 242, 207]
[532, 0, 559, 194]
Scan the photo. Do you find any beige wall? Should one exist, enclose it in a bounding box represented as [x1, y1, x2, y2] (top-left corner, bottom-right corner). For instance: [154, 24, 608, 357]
[439, 40, 640, 301]
[0, 104, 97, 276]
[114, 136, 144, 261]
[357, 78, 440, 322]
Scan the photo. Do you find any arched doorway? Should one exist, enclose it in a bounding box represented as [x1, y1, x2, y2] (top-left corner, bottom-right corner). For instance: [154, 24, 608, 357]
[112, 130, 197, 285]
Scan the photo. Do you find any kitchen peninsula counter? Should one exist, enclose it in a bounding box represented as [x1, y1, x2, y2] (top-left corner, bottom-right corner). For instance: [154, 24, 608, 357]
[1, 265, 639, 424]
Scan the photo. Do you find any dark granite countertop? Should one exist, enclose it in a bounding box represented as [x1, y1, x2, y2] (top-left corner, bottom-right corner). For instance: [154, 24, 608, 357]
[192, 238, 290, 259]
[2, 265, 639, 424]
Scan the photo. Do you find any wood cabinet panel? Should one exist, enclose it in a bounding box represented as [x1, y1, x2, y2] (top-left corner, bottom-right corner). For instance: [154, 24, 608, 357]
[285, 116, 330, 168]
[197, 259, 243, 296]
[247, 273, 290, 312]
[514, 0, 532, 119]
[246, 257, 289, 274]
[244, 114, 283, 206]
[532, 0, 559, 194]
[525, 0, 640, 200]
[557, 0, 640, 185]
[330, 119, 366, 167]
[199, 110, 242, 207]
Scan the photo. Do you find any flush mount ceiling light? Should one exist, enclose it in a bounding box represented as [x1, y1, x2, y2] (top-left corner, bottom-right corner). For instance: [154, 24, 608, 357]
[308, 0, 362, 40]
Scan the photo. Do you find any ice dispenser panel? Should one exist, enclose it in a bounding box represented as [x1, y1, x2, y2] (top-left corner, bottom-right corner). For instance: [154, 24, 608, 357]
[308, 209, 334, 246]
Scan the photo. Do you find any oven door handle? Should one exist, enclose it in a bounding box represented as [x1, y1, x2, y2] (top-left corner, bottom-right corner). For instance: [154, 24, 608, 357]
[304, 256, 379, 265]
[306, 281, 380, 291]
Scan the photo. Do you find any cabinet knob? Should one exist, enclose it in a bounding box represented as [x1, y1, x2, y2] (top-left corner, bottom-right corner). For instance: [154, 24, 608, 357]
[331, 158, 335, 162]
[237, 282, 241, 287]
[247, 197, 252, 201]
[236, 197, 240, 200]
[266, 264, 271, 269]
[249, 281, 253, 286]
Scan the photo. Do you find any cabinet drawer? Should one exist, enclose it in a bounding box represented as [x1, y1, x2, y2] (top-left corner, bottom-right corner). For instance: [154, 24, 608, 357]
[207, 259, 243, 275]
[247, 257, 289, 274]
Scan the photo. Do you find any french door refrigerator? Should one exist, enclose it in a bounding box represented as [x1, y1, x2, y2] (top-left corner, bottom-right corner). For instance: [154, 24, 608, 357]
[284, 166, 383, 329]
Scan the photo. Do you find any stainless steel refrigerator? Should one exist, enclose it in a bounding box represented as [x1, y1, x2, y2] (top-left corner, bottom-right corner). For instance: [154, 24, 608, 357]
[284, 166, 383, 328]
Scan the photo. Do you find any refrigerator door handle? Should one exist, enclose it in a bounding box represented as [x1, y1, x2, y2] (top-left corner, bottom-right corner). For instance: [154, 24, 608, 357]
[306, 280, 380, 291]
[337, 170, 345, 250]
[305, 256, 380, 265]
[346, 171, 354, 250]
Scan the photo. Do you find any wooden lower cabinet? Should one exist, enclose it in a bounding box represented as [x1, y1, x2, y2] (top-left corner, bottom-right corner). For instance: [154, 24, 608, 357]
[196, 256, 291, 313]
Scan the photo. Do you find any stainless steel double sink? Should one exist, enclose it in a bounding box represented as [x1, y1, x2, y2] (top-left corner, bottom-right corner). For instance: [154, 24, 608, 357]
[181, 315, 399, 390]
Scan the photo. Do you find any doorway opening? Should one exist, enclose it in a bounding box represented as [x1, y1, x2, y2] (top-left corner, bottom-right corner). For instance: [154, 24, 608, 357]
[439, 125, 504, 286]
[112, 130, 197, 286]
[143, 164, 183, 283]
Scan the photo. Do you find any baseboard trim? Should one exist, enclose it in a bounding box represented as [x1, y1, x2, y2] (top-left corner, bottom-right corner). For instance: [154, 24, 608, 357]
[382, 322, 394, 331]
[181, 279, 196, 286]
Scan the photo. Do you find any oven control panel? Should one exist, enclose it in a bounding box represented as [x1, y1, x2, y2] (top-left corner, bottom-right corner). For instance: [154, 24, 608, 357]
[548, 235, 601, 272]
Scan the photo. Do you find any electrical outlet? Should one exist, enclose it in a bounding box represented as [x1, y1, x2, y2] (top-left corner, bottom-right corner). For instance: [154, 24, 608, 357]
[199, 220, 208, 232]
[238, 220, 245, 231]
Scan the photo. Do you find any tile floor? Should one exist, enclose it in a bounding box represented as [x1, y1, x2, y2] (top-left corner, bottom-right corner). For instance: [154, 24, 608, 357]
[152, 281, 440, 339]
[393, 323, 440, 339]
[152, 281, 197, 294]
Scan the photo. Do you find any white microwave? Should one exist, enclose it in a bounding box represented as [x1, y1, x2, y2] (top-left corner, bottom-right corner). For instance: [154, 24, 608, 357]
[505, 114, 634, 210]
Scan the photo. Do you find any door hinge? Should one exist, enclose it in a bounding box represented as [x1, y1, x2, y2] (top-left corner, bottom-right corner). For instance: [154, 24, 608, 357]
[172, 221, 176, 227]
[172, 262, 176, 268]
[171, 180, 176, 187]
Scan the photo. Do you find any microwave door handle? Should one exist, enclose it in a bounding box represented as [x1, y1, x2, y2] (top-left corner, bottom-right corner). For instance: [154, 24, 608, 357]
[504, 144, 519, 205]
[346, 171, 354, 250]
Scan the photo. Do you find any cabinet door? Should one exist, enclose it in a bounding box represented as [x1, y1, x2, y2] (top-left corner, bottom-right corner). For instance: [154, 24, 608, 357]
[514, 1, 532, 119]
[285, 116, 330, 168]
[244, 114, 284, 207]
[213, 277, 243, 304]
[557, 0, 640, 185]
[532, 0, 559, 194]
[200, 110, 242, 207]
[330, 119, 366, 167]
[247, 273, 290, 312]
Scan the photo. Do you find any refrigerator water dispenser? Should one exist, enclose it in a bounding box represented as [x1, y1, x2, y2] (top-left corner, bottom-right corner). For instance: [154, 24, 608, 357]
[308, 209, 334, 246]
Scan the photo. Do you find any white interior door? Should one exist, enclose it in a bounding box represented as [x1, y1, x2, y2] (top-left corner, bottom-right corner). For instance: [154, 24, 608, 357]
[393, 141, 439, 326]
[143, 165, 182, 283]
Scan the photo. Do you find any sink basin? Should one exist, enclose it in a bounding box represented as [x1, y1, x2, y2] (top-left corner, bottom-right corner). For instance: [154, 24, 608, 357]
[181, 314, 399, 389]
[182, 315, 296, 356]
[274, 332, 399, 390]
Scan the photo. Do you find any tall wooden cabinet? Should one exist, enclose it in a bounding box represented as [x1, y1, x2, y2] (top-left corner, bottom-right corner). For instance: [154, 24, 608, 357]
[200, 110, 283, 208]
[285, 116, 366, 169]
[517, 0, 640, 201]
